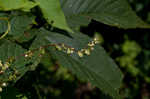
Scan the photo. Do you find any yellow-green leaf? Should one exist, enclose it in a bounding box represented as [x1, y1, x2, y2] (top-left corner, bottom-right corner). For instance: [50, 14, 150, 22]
[0, 0, 37, 12]
[34, 0, 73, 33]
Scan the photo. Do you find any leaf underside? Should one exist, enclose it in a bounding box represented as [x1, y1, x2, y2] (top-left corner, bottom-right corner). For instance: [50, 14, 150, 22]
[35, 29, 123, 98]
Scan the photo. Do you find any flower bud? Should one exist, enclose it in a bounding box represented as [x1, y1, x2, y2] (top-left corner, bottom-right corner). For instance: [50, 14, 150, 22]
[78, 51, 83, 57]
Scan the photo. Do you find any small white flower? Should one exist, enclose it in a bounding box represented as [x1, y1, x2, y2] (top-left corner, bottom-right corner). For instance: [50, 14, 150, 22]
[94, 38, 100, 44]
[25, 54, 28, 57]
[2, 83, 7, 87]
[67, 48, 71, 54]
[0, 60, 3, 67]
[55, 45, 62, 51]
[78, 51, 83, 57]
[90, 47, 94, 51]
[0, 87, 2, 92]
[88, 42, 95, 47]
[84, 49, 90, 55]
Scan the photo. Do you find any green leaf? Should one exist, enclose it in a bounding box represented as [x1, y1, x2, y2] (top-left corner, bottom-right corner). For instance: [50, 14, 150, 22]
[0, 14, 35, 39]
[9, 15, 35, 36]
[0, 20, 7, 34]
[0, 40, 42, 84]
[34, 0, 73, 33]
[15, 29, 37, 43]
[0, 13, 9, 34]
[0, 0, 37, 12]
[38, 29, 123, 98]
[21, 1, 38, 12]
[66, 16, 91, 30]
[0, 41, 27, 83]
[60, 0, 150, 29]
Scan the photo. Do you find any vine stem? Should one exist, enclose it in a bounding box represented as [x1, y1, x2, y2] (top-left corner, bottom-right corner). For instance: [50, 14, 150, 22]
[9, 43, 78, 62]
[0, 17, 11, 40]
[6, 39, 97, 63]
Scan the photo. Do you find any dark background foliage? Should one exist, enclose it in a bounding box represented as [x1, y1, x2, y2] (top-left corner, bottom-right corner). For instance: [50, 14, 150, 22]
[1, 0, 150, 99]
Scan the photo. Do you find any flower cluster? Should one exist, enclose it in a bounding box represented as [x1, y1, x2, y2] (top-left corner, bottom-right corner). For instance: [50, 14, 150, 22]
[24, 50, 33, 58]
[0, 60, 9, 92]
[0, 60, 10, 75]
[77, 38, 100, 57]
[54, 37, 100, 57]
[55, 44, 75, 54]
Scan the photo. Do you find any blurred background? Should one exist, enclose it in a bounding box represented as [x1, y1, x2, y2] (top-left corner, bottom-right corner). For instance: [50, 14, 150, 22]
[1, 0, 150, 99]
